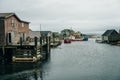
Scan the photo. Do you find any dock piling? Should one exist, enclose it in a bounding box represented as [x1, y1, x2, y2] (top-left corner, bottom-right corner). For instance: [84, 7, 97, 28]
[34, 37, 38, 47]
[20, 37, 23, 46]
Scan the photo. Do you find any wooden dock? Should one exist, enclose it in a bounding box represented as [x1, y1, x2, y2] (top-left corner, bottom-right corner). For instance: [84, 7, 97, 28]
[0, 37, 51, 63]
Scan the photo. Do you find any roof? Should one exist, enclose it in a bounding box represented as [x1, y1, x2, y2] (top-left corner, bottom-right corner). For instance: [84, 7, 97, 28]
[0, 13, 30, 23]
[29, 31, 40, 38]
[53, 32, 60, 37]
[0, 13, 13, 17]
[40, 31, 51, 36]
[102, 29, 119, 36]
[61, 29, 74, 33]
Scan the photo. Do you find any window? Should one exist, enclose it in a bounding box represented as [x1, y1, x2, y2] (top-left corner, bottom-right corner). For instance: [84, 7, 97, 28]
[11, 19, 14, 23]
[22, 23, 24, 27]
[15, 20, 18, 28]
[11, 19, 15, 27]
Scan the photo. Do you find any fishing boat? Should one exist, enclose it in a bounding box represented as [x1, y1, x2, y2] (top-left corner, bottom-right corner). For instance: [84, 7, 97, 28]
[70, 36, 83, 41]
[82, 35, 88, 41]
[70, 35, 88, 41]
[71, 38, 83, 41]
[64, 38, 71, 43]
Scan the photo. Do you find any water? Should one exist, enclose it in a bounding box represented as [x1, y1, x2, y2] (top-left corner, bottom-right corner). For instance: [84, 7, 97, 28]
[0, 39, 120, 80]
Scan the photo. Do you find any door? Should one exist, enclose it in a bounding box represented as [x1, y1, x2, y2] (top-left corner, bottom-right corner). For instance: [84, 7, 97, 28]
[20, 33, 26, 42]
[8, 32, 14, 44]
[8, 33, 12, 43]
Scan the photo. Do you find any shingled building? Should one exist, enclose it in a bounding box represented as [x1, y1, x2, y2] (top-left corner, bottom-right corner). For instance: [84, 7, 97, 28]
[0, 13, 30, 46]
[102, 29, 120, 43]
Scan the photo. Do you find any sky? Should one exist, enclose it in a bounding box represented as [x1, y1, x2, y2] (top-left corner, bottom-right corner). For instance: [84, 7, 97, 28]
[0, 0, 120, 34]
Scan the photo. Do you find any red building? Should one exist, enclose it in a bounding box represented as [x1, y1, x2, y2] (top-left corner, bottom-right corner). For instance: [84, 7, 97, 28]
[0, 13, 30, 46]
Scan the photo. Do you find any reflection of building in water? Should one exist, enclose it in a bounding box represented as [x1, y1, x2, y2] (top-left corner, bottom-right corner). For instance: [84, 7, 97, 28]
[0, 63, 44, 80]
[15, 69, 44, 80]
[33, 69, 43, 80]
[40, 70, 43, 80]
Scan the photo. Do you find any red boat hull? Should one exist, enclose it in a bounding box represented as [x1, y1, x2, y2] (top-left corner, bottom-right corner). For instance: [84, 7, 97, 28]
[64, 39, 71, 43]
[71, 39, 83, 41]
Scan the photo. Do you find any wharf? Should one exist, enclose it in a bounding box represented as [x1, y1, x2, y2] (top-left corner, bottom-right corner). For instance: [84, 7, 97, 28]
[50, 41, 62, 48]
[0, 37, 51, 63]
[95, 40, 103, 43]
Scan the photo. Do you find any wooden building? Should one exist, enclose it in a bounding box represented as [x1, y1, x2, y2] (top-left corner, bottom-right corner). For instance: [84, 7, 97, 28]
[102, 29, 120, 43]
[0, 13, 29, 46]
[40, 31, 53, 42]
[61, 29, 74, 37]
[53, 32, 60, 41]
[29, 30, 41, 42]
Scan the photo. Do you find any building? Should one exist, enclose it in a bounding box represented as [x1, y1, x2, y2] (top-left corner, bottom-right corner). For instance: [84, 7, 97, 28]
[61, 29, 74, 37]
[0, 13, 30, 46]
[53, 32, 60, 41]
[102, 29, 120, 43]
[29, 30, 41, 42]
[40, 31, 52, 37]
[53, 32, 60, 38]
[29, 30, 40, 38]
[40, 31, 53, 42]
[29, 30, 53, 42]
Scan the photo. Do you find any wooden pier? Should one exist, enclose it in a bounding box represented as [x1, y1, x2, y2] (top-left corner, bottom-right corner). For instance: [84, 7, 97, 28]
[0, 37, 51, 63]
[0, 13, 53, 63]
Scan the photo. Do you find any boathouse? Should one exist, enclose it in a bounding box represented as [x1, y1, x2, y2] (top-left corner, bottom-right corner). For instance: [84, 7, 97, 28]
[0, 13, 30, 46]
[102, 29, 120, 43]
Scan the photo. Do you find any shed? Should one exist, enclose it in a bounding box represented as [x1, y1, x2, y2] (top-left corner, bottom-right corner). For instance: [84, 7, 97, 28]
[102, 29, 120, 43]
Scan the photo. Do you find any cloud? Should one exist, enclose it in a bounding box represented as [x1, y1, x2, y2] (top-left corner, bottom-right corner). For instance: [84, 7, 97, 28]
[0, 0, 120, 33]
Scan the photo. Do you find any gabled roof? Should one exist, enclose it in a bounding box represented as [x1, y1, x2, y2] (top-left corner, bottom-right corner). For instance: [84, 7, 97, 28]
[29, 31, 40, 38]
[0, 13, 13, 17]
[0, 13, 30, 23]
[40, 31, 52, 36]
[102, 29, 119, 36]
[53, 32, 60, 37]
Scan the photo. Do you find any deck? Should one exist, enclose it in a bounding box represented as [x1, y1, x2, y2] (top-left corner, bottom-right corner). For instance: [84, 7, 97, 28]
[0, 37, 51, 63]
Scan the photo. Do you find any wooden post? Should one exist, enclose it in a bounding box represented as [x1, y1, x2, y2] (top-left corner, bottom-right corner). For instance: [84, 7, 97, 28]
[46, 37, 48, 53]
[49, 36, 51, 53]
[2, 46, 5, 57]
[2, 46, 5, 63]
[40, 37, 42, 45]
[34, 37, 38, 47]
[20, 37, 22, 46]
[40, 37, 42, 59]
[45, 36, 48, 59]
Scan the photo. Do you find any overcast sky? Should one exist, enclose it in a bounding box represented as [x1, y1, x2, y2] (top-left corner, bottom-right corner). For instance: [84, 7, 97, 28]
[0, 0, 120, 33]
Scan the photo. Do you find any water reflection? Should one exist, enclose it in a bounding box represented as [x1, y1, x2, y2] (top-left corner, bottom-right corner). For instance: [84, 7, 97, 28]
[1, 39, 120, 80]
[0, 62, 46, 80]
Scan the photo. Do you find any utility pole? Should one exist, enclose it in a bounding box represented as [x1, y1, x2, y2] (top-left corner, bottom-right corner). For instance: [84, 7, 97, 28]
[40, 24, 41, 31]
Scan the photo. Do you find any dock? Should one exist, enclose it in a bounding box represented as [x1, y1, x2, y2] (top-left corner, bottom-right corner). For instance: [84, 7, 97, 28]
[0, 37, 51, 63]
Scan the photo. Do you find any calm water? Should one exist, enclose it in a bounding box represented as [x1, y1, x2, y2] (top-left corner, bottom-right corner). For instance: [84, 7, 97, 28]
[0, 39, 120, 80]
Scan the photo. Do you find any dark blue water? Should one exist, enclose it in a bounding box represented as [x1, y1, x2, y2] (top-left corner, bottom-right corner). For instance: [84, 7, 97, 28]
[0, 39, 120, 80]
